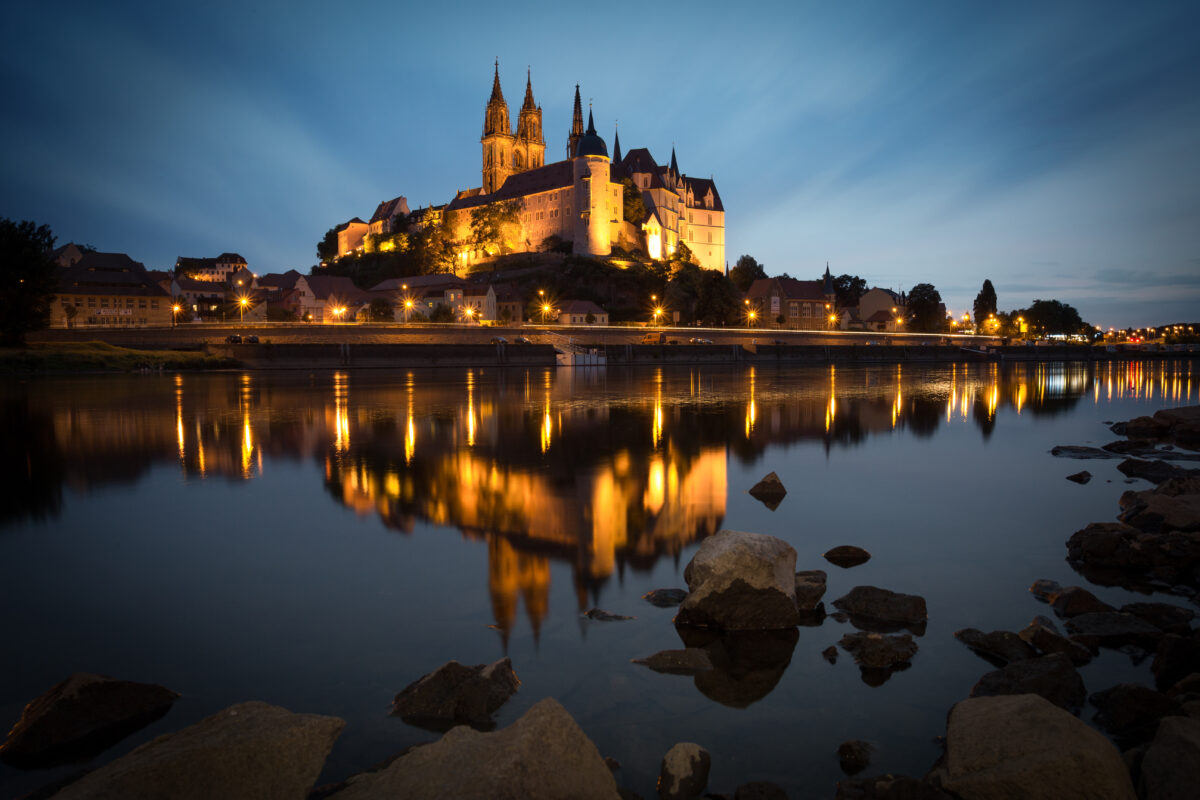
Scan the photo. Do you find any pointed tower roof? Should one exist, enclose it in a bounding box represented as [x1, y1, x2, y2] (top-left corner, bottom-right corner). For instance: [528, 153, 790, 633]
[612, 124, 622, 164]
[521, 67, 536, 111]
[823, 262, 834, 294]
[483, 59, 512, 138]
[669, 146, 679, 178]
[573, 108, 608, 158]
[571, 85, 584, 136]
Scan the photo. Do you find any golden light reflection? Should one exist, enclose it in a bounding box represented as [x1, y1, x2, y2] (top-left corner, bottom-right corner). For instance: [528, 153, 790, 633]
[826, 366, 836, 432]
[466, 371, 476, 447]
[333, 372, 350, 452]
[745, 366, 757, 439]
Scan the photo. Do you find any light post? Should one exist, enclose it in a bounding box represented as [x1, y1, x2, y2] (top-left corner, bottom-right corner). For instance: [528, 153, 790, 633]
[404, 298, 414, 323]
[172, 304, 181, 328]
[542, 303, 552, 324]
[239, 296, 248, 323]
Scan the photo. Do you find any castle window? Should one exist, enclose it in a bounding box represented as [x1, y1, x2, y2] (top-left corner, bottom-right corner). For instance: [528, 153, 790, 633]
[708, 214, 713, 225]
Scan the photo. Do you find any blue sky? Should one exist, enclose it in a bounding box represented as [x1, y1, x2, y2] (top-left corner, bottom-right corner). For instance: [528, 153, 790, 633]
[2, 0, 1197, 328]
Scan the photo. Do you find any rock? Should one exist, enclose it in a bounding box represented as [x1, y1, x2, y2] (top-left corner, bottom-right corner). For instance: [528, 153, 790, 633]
[735, 781, 788, 800]
[1067, 522, 1154, 569]
[1155, 405, 1200, 449]
[832, 586, 927, 634]
[1167, 672, 1200, 700]
[1067, 470, 1093, 484]
[675, 530, 801, 631]
[927, 694, 1135, 799]
[0, 673, 179, 769]
[1119, 492, 1200, 533]
[1066, 612, 1164, 650]
[794, 570, 828, 610]
[50, 701, 343, 800]
[748, 472, 786, 510]
[631, 649, 714, 675]
[838, 740, 873, 776]
[1018, 617, 1093, 666]
[1050, 585, 1117, 618]
[839, 633, 918, 686]
[391, 658, 520, 731]
[1090, 683, 1182, 747]
[1110, 421, 1129, 435]
[676, 626, 798, 708]
[329, 697, 619, 800]
[836, 774, 955, 799]
[1153, 633, 1200, 692]
[658, 742, 710, 800]
[1139, 716, 1200, 800]
[584, 608, 636, 621]
[1126, 414, 1170, 439]
[1029, 579, 1063, 603]
[643, 589, 688, 608]
[823, 646, 839, 664]
[1119, 458, 1200, 484]
[824, 545, 871, 568]
[1050, 445, 1116, 459]
[1120, 602, 1196, 635]
[953, 628, 1038, 666]
[969, 653, 1087, 714]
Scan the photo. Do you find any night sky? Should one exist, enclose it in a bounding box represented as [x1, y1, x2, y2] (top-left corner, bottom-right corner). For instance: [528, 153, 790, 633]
[3, 1, 1197, 328]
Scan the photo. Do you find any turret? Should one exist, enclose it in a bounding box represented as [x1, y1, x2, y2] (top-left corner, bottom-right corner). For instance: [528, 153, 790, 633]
[572, 109, 611, 257]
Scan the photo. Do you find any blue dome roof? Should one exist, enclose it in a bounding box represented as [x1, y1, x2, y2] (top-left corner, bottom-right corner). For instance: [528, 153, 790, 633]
[573, 110, 608, 159]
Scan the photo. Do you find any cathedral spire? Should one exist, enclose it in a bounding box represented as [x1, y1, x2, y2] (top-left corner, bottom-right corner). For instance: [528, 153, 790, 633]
[490, 59, 504, 105]
[522, 67, 536, 111]
[483, 60, 511, 137]
[669, 145, 679, 178]
[568, 84, 584, 158]
[823, 262, 834, 295]
[612, 123, 622, 164]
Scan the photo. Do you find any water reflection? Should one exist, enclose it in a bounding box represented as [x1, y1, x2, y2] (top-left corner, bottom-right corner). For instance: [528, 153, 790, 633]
[2, 361, 1195, 638]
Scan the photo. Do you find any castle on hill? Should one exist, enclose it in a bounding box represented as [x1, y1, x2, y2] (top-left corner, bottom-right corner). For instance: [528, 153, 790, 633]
[336, 63, 725, 272]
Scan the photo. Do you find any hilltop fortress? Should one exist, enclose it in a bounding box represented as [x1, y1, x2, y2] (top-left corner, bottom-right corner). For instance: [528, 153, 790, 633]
[335, 63, 725, 272]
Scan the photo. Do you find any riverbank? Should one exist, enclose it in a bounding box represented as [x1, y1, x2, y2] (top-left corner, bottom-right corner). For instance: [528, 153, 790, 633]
[5, 339, 1195, 373]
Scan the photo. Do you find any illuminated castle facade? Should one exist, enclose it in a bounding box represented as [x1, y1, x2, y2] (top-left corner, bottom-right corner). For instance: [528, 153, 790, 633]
[445, 64, 725, 271]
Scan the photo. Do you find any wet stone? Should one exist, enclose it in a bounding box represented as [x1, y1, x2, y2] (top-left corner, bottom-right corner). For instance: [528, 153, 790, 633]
[837, 740, 873, 776]
[642, 589, 688, 608]
[1066, 470, 1092, 484]
[584, 608, 635, 621]
[824, 546, 871, 569]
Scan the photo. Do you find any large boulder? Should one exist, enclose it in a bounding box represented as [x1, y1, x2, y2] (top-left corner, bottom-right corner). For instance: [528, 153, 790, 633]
[832, 586, 927, 634]
[1065, 612, 1164, 650]
[927, 694, 1135, 799]
[391, 658, 520, 731]
[675, 530, 801, 631]
[0, 673, 178, 769]
[1090, 683, 1182, 748]
[1018, 617, 1092, 666]
[328, 698, 620, 800]
[1139, 715, 1200, 800]
[658, 742, 711, 800]
[969, 653, 1087, 714]
[50, 701, 344, 800]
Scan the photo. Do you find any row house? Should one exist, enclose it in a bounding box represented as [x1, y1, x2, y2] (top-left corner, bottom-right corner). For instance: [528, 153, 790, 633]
[745, 269, 837, 331]
[52, 252, 172, 328]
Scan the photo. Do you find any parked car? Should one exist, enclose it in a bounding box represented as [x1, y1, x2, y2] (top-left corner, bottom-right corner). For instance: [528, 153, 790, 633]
[490, 336, 508, 344]
[513, 336, 532, 344]
[245, 334, 259, 344]
[688, 337, 713, 344]
[225, 334, 242, 344]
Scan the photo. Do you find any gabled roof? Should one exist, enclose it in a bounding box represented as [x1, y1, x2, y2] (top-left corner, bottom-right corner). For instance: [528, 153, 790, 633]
[302, 274, 369, 303]
[257, 270, 303, 289]
[217, 253, 246, 263]
[175, 276, 222, 294]
[335, 218, 367, 232]
[370, 196, 409, 223]
[448, 160, 574, 210]
[370, 274, 466, 292]
[176, 256, 217, 271]
[620, 148, 658, 175]
[746, 277, 830, 303]
[559, 300, 606, 315]
[59, 252, 169, 297]
[682, 176, 724, 212]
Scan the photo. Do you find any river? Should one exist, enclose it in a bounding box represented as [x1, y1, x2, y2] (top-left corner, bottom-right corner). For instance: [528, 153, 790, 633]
[1, 360, 1196, 797]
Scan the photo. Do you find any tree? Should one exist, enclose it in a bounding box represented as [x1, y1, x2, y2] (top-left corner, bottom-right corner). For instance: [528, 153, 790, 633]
[367, 297, 395, 322]
[973, 279, 997, 327]
[1, 219, 58, 346]
[61, 301, 78, 328]
[1021, 299, 1089, 336]
[672, 241, 698, 268]
[907, 283, 944, 332]
[831, 274, 867, 309]
[729, 254, 766, 292]
[619, 177, 646, 224]
[317, 227, 338, 263]
[469, 200, 521, 256]
[411, 215, 457, 275]
[429, 304, 455, 323]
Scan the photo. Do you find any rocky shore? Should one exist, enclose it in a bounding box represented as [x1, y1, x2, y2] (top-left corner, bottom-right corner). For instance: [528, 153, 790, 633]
[4, 408, 1199, 798]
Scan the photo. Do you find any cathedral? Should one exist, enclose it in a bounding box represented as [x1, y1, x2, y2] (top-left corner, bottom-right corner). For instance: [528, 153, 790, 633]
[444, 64, 726, 272]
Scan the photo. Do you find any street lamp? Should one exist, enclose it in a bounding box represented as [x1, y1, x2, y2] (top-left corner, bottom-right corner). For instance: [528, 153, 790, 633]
[172, 303, 181, 328]
[239, 296, 249, 323]
[403, 298, 414, 323]
[542, 303, 552, 323]
[653, 306, 664, 325]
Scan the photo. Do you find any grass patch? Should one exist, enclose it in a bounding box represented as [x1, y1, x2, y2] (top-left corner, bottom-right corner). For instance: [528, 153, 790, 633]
[0, 341, 239, 372]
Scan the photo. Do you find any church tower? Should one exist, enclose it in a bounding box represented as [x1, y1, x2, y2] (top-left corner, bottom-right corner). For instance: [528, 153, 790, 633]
[572, 108, 611, 257]
[567, 85, 584, 158]
[481, 61, 515, 195]
[513, 69, 545, 172]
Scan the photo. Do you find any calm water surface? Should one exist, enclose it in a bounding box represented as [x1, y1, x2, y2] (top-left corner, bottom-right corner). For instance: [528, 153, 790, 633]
[2, 361, 1197, 797]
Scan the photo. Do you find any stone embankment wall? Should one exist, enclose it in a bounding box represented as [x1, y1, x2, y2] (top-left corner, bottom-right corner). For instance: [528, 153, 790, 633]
[205, 343, 558, 369]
